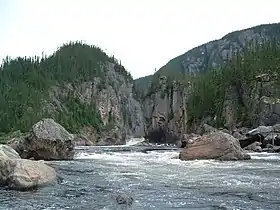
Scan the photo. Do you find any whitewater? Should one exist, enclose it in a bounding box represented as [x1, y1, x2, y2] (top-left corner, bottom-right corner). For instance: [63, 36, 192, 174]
[0, 138, 280, 210]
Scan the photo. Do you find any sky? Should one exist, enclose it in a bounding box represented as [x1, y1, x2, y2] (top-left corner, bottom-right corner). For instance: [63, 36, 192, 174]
[1, 1, 280, 79]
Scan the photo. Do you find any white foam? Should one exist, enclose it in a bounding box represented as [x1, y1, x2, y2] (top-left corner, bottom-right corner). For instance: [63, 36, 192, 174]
[75, 149, 180, 166]
[249, 153, 280, 160]
[125, 137, 146, 146]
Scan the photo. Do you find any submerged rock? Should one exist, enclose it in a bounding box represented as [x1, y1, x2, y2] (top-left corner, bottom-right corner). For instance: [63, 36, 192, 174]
[179, 132, 251, 161]
[0, 145, 57, 190]
[116, 194, 134, 206]
[18, 118, 74, 160]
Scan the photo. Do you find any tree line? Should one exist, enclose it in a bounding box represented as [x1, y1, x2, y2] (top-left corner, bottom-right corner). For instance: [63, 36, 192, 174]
[144, 38, 280, 129]
[0, 41, 132, 134]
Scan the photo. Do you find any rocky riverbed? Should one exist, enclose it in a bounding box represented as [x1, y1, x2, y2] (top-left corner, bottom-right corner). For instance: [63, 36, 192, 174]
[1, 141, 280, 210]
[1, 119, 280, 209]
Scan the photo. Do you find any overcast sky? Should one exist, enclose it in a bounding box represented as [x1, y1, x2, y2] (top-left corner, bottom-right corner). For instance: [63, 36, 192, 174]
[1, 0, 280, 79]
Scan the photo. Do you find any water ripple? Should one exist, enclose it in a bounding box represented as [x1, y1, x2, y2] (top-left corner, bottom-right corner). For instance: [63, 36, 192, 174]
[1, 145, 280, 210]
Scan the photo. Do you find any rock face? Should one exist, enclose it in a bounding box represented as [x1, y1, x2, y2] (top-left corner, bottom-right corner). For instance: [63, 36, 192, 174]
[0, 145, 56, 190]
[134, 23, 280, 134]
[49, 62, 145, 145]
[135, 23, 280, 88]
[142, 76, 186, 144]
[18, 119, 75, 160]
[221, 73, 280, 129]
[179, 132, 251, 161]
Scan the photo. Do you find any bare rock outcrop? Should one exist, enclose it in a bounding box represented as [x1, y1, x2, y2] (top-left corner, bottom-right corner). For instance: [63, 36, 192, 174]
[0, 145, 56, 190]
[179, 132, 251, 161]
[143, 76, 186, 144]
[18, 118, 75, 160]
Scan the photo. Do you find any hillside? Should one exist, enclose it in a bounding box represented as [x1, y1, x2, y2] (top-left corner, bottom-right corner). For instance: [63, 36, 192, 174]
[134, 22, 280, 89]
[139, 36, 280, 145]
[0, 41, 145, 144]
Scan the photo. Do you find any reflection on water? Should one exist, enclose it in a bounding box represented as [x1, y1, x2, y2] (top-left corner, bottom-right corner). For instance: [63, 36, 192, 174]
[1, 142, 280, 210]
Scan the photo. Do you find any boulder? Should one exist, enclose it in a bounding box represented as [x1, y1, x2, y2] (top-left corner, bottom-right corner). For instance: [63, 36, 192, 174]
[244, 142, 263, 152]
[6, 137, 22, 151]
[273, 146, 280, 152]
[245, 124, 280, 148]
[232, 131, 246, 140]
[219, 128, 230, 134]
[97, 137, 117, 146]
[97, 126, 125, 146]
[0, 145, 57, 190]
[179, 132, 251, 161]
[18, 118, 74, 160]
[202, 124, 219, 134]
[73, 134, 94, 146]
[0, 145, 21, 159]
[263, 144, 280, 153]
[116, 194, 134, 206]
[239, 134, 264, 148]
[247, 125, 274, 136]
[1, 131, 27, 151]
[180, 133, 200, 148]
[0, 156, 56, 190]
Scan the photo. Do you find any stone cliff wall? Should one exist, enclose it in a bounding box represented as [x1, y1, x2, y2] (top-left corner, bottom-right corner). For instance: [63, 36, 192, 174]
[142, 76, 186, 144]
[46, 62, 145, 144]
[222, 73, 280, 129]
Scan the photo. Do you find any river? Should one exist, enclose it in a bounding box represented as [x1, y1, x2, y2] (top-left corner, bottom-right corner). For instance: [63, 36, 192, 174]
[1, 138, 280, 210]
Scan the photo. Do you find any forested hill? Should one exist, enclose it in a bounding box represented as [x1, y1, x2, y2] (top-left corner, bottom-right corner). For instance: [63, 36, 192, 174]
[134, 22, 280, 90]
[138, 37, 280, 142]
[0, 42, 144, 142]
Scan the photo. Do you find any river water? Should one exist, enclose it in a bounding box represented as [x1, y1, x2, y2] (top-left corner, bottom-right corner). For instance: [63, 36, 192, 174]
[1, 138, 280, 210]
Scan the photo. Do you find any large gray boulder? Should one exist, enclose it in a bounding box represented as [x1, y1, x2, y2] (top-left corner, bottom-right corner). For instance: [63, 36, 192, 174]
[0, 145, 21, 159]
[244, 142, 263, 152]
[0, 145, 57, 190]
[244, 124, 280, 148]
[18, 118, 74, 160]
[0, 156, 57, 190]
[179, 132, 251, 161]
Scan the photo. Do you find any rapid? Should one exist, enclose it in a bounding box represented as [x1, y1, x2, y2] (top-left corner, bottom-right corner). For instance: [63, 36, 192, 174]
[1, 138, 280, 210]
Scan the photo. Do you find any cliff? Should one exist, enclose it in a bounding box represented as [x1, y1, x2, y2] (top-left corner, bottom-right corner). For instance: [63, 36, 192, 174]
[141, 76, 186, 144]
[2, 23, 280, 146]
[135, 22, 280, 143]
[0, 42, 145, 145]
[134, 23, 280, 89]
